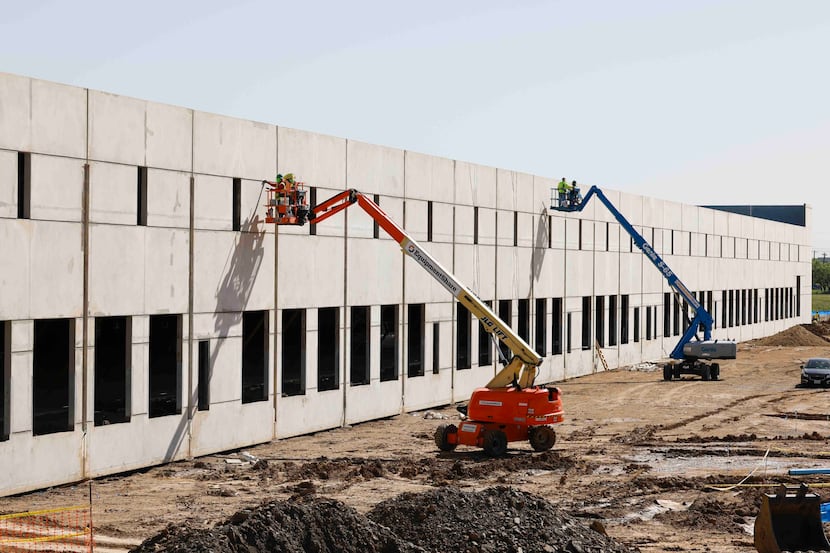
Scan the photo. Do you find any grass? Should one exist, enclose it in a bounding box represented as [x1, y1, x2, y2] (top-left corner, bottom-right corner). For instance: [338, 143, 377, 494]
[812, 290, 830, 312]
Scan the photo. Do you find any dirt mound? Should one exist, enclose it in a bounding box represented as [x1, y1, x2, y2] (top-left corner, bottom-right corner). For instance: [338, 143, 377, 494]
[656, 496, 754, 533]
[368, 486, 636, 553]
[130, 497, 425, 553]
[805, 320, 830, 338]
[752, 325, 830, 347]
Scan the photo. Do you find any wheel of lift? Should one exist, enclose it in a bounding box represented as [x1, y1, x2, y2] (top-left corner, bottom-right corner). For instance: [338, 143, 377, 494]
[482, 429, 508, 457]
[434, 423, 458, 452]
[663, 365, 673, 381]
[701, 365, 711, 381]
[673, 365, 681, 379]
[711, 363, 720, 381]
[529, 425, 556, 452]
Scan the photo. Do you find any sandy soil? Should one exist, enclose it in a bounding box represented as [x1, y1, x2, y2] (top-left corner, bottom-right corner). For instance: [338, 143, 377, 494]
[3, 326, 830, 552]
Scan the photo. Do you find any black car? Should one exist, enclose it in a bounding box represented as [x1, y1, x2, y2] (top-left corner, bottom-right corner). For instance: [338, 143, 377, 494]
[800, 358, 830, 387]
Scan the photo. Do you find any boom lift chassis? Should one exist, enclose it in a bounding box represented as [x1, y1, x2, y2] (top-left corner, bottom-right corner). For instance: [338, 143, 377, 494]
[550, 186, 736, 381]
[264, 178, 564, 455]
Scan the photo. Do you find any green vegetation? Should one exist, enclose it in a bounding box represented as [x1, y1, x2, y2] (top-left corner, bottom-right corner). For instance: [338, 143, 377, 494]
[814, 259, 830, 292]
[813, 290, 830, 313]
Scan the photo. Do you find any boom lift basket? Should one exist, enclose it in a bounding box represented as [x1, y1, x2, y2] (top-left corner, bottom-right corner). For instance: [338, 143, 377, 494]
[264, 174, 309, 225]
[754, 484, 830, 553]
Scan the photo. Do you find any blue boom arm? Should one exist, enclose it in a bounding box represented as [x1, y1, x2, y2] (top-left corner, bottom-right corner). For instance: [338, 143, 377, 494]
[554, 186, 712, 360]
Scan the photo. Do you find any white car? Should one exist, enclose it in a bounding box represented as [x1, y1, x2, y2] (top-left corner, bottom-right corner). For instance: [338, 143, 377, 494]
[800, 358, 830, 387]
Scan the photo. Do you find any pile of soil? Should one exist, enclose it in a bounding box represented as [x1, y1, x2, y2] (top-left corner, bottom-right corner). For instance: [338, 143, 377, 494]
[130, 497, 424, 553]
[368, 486, 635, 553]
[752, 325, 830, 347]
[804, 321, 830, 339]
[130, 487, 636, 553]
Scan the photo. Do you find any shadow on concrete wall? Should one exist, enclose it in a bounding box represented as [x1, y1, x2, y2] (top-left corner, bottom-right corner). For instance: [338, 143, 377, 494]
[529, 205, 550, 293]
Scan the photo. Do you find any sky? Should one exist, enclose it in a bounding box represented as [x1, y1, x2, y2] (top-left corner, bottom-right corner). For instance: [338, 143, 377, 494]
[2, 0, 828, 253]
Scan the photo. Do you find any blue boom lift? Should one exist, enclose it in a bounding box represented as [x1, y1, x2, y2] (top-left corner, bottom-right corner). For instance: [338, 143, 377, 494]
[551, 185, 736, 381]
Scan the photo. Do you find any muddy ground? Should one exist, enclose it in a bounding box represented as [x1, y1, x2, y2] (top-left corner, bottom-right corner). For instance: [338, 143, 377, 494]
[3, 324, 830, 552]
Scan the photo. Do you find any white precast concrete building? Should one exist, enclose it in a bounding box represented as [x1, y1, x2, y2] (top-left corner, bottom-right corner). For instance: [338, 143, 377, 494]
[0, 72, 812, 496]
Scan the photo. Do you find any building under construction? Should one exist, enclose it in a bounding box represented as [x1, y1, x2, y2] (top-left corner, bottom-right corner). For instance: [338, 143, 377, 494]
[0, 72, 813, 495]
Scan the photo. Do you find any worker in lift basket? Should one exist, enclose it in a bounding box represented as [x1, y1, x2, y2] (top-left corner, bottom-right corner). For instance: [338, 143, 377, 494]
[568, 180, 582, 207]
[557, 177, 570, 207]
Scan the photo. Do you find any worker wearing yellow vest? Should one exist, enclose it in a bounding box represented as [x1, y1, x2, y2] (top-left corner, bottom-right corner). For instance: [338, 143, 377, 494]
[557, 178, 570, 208]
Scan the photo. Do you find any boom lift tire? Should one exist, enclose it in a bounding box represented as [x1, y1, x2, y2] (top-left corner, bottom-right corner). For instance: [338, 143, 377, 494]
[711, 363, 720, 381]
[663, 365, 673, 381]
[529, 425, 556, 452]
[702, 365, 711, 381]
[482, 429, 508, 457]
[434, 423, 458, 452]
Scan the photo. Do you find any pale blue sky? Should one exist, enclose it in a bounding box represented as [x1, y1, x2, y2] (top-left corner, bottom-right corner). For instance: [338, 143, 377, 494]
[2, 0, 828, 252]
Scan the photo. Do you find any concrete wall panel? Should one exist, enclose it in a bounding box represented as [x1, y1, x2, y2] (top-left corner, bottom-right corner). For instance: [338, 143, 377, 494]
[0, 150, 16, 218]
[146, 102, 192, 172]
[455, 161, 496, 208]
[278, 127, 344, 191]
[88, 225, 145, 316]
[194, 112, 275, 178]
[30, 222, 83, 318]
[31, 79, 87, 159]
[404, 151, 454, 202]
[346, 140, 404, 197]
[30, 155, 84, 222]
[89, 90, 145, 166]
[90, 161, 137, 225]
[147, 169, 190, 228]
[0, 221, 31, 318]
[0, 73, 32, 151]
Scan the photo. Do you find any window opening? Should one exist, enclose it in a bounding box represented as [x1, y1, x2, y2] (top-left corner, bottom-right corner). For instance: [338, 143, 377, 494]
[94, 316, 130, 426]
[621, 295, 629, 344]
[241, 311, 268, 403]
[149, 314, 181, 417]
[478, 301, 493, 366]
[17, 152, 31, 219]
[33, 319, 74, 435]
[498, 300, 512, 360]
[198, 340, 210, 411]
[518, 299, 529, 342]
[633, 307, 640, 343]
[1, 321, 9, 441]
[432, 322, 440, 375]
[281, 309, 306, 396]
[318, 307, 339, 391]
[407, 304, 425, 378]
[232, 177, 241, 231]
[608, 295, 617, 346]
[552, 298, 563, 355]
[581, 296, 591, 350]
[456, 302, 471, 370]
[350, 306, 370, 385]
[535, 298, 546, 357]
[595, 296, 605, 348]
[379, 305, 398, 381]
[137, 166, 148, 226]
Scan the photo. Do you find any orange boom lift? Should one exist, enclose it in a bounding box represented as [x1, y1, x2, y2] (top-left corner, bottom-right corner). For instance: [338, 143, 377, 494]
[263, 178, 563, 456]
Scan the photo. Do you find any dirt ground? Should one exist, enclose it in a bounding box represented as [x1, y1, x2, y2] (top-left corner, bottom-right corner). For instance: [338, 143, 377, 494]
[3, 323, 830, 552]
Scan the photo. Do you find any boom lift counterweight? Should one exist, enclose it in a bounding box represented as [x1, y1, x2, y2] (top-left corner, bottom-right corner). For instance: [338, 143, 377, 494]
[550, 185, 736, 381]
[263, 179, 564, 455]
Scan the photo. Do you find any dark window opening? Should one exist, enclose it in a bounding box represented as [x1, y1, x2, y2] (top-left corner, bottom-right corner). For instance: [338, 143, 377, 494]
[432, 322, 440, 375]
[797, 276, 801, 317]
[518, 299, 529, 343]
[633, 307, 640, 343]
[671, 230, 675, 255]
[198, 340, 210, 411]
[33, 319, 74, 435]
[281, 309, 306, 396]
[1, 321, 10, 441]
[595, 296, 605, 348]
[646, 304, 652, 340]
[547, 215, 552, 249]
[17, 152, 31, 219]
[94, 316, 130, 426]
[581, 296, 591, 350]
[407, 304, 425, 378]
[149, 314, 181, 417]
[513, 211, 518, 247]
[723, 290, 728, 327]
[663, 293, 671, 337]
[608, 295, 617, 347]
[566, 312, 572, 353]
[350, 307, 370, 385]
[673, 296, 680, 336]
[309, 187, 317, 236]
[427, 200, 433, 242]
[456, 302, 471, 370]
[137, 166, 148, 226]
[473, 207, 479, 245]
[498, 300, 511, 360]
[478, 300, 493, 366]
[374, 195, 381, 239]
[728, 290, 734, 327]
[380, 305, 399, 381]
[741, 290, 747, 325]
[535, 298, 546, 356]
[621, 295, 630, 344]
[232, 177, 241, 231]
[707, 291, 713, 317]
[753, 289, 759, 323]
[578, 220, 583, 250]
[242, 311, 268, 403]
[552, 298, 563, 355]
[318, 307, 339, 391]
[682, 300, 689, 332]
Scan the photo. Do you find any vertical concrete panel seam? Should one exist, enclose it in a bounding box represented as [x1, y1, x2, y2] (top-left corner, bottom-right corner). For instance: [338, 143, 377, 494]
[186, 109, 196, 456]
[80, 86, 90, 479]
[273, 125, 279, 437]
[341, 140, 348, 427]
